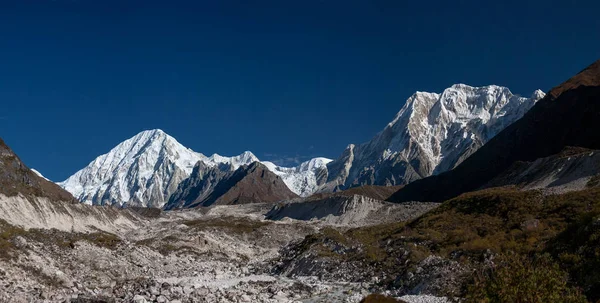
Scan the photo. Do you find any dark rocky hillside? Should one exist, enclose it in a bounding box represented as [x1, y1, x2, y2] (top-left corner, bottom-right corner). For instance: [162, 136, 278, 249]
[482, 147, 600, 192]
[166, 162, 298, 208]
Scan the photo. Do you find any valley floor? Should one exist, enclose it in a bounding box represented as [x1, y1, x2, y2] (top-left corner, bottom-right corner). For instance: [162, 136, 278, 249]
[0, 202, 441, 303]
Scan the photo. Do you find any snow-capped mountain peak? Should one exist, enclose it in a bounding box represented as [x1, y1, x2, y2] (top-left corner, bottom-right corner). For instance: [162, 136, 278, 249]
[320, 84, 545, 192]
[59, 129, 204, 207]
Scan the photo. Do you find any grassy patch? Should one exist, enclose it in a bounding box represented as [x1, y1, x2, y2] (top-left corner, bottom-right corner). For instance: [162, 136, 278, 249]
[586, 174, 600, 188]
[0, 220, 27, 260]
[289, 187, 600, 300]
[464, 253, 586, 303]
[0, 219, 122, 260]
[400, 188, 600, 258]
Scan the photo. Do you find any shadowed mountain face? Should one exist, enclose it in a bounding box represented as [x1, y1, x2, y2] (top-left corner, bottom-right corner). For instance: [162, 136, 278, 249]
[482, 147, 600, 192]
[0, 138, 75, 202]
[389, 60, 600, 203]
[165, 162, 298, 209]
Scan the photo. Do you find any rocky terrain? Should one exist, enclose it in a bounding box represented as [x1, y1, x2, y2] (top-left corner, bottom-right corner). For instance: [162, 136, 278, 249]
[0, 198, 446, 303]
[266, 194, 436, 227]
[2, 134, 449, 302]
[0, 138, 142, 234]
[0, 138, 75, 202]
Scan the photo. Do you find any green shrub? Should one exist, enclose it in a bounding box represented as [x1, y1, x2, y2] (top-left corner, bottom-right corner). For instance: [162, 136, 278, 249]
[464, 253, 586, 303]
[547, 213, 600, 301]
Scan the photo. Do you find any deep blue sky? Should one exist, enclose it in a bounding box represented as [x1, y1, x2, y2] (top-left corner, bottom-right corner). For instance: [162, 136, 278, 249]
[1, 1, 598, 181]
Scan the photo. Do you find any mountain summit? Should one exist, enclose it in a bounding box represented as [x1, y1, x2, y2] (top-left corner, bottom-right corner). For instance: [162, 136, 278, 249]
[319, 84, 545, 192]
[59, 129, 213, 207]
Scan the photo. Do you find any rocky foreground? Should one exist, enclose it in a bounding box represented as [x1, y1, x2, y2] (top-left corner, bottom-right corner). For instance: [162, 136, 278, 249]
[0, 200, 446, 303]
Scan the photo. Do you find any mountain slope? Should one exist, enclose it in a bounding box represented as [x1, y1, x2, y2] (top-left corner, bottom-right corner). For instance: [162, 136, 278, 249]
[320, 84, 544, 192]
[163, 162, 235, 210]
[166, 162, 298, 209]
[308, 185, 404, 201]
[389, 59, 600, 202]
[0, 138, 142, 233]
[482, 147, 600, 193]
[1, 138, 75, 202]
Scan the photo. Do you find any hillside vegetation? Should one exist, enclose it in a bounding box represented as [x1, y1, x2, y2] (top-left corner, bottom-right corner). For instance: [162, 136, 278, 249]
[280, 187, 600, 301]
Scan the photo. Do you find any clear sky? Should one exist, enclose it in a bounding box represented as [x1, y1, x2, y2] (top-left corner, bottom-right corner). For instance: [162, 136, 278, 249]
[1, 1, 598, 181]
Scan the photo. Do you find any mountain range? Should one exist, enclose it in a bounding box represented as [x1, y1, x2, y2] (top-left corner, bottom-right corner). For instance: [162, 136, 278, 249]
[58, 83, 544, 208]
[58, 129, 328, 207]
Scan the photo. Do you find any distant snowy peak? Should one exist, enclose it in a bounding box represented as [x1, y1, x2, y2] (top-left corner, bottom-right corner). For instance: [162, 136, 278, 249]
[321, 84, 545, 191]
[205, 151, 260, 169]
[58, 129, 204, 207]
[263, 157, 332, 197]
[59, 129, 331, 207]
